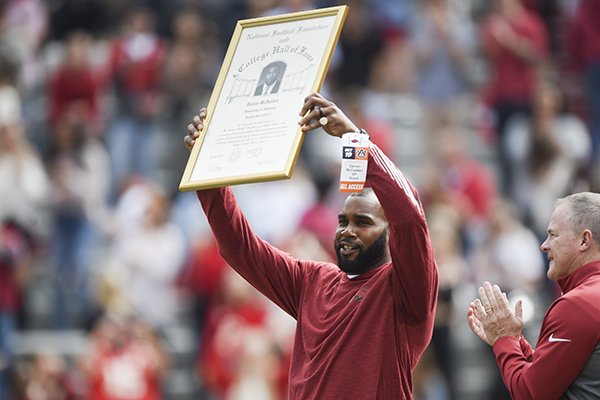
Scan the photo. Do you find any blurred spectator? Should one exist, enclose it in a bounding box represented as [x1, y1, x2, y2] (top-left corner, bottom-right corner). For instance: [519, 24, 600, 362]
[420, 203, 467, 399]
[0, 84, 50, 236]
[365, 0, 415, 94]
[479, 0, 549, 194]
[95, 176, 158, 316]
[332, 0, 383, 90]
[48, 31, 104, 139]
[180, 229, 293, 400]
[19, 350, 80, 400]
[242, 0, 279, 19]
[280, 229, 334, 265]
[233, 166, 317, 244]
[429, 124, 497, 234]
[472, 198, 545, 294]
[0, 0, 48, 92]
[179, 236, 229, 334]
[566, 0, 600, 189]
[46, 105, 110, 329]
[83, 315, 168, 400]
[366, 31, 413, 94]
[161, 6, 213, 110]
[0, 221, 37, 399]
[157, 7, 218, 197]
[48, 0, 110, 40]
[294, 181, 339, 261]
[109, 182, 186, 331]
[104, 4, 166, 199]
[198, 268, 287, 400]
[504, 79, 590, 238]
[411, 0, 475, 135]
[103, 175, 155, 238]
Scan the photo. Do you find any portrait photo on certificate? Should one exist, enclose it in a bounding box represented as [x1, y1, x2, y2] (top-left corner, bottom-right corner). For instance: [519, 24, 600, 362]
[179, 6, 347, 191]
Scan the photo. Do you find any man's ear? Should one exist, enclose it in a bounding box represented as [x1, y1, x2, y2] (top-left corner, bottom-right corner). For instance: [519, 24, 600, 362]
[580, 229, 593, 250]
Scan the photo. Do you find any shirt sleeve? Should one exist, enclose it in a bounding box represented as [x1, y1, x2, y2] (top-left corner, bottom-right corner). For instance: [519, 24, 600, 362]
[493, 298, 599, 399]
[196, 187, 322, 319]
[519, 335, 534, 361]
[367, 144, 438, 323]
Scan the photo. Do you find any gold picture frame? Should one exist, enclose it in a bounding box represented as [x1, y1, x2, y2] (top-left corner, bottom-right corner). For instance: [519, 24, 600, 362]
[179, 5, 348, 191]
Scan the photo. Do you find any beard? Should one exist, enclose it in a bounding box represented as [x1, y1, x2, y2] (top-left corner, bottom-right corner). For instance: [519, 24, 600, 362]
[335, 229, 388, 275]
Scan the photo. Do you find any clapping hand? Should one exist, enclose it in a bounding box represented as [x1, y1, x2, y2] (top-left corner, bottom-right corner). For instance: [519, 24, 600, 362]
[467, 281, 524, 346]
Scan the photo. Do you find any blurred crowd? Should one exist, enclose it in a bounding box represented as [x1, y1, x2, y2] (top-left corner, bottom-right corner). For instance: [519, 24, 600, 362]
[0, 0, 599, 399]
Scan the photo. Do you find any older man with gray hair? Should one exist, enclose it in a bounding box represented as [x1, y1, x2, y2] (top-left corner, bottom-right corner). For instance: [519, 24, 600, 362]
[468, 192, 600, 399]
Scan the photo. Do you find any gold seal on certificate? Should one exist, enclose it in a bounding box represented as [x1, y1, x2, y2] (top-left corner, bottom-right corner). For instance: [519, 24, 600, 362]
[179, 6, 348, 191]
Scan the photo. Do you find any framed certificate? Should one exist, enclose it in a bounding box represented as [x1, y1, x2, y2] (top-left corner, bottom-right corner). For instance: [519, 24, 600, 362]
[179, 6, 348, 191]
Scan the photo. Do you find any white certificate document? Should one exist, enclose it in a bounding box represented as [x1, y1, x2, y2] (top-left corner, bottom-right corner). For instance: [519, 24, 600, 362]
[179, 6, 347, 191]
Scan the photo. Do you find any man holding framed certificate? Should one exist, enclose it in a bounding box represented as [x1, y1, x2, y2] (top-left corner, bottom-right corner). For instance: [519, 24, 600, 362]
[184, 92, 439, 399]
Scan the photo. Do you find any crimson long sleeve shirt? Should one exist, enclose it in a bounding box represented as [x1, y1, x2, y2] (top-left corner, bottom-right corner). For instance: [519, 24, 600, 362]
[493, 262, 600, 399]
[196, 143, 438, 399]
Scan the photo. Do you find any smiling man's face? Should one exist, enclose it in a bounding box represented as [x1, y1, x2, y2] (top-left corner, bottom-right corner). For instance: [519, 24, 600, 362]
[334, 191, 389, 275]
[541, 203, 580, 281]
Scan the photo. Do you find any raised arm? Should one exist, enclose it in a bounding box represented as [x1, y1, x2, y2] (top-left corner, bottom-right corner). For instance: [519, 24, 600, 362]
[367, 143, 438, 320]
[299, 93, 438, 320]
[185, 109, 318, 319]
[195, 186, 311, 318]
